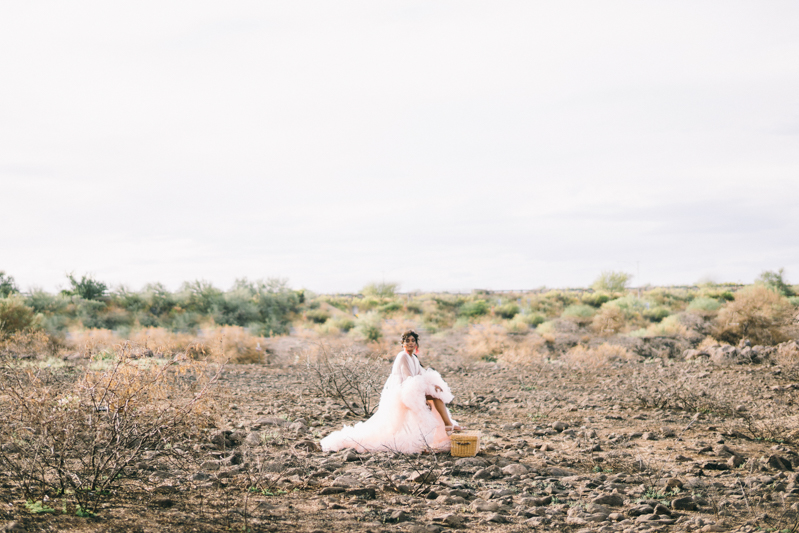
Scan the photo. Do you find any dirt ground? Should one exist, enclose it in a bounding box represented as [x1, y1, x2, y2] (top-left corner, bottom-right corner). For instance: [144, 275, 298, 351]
[2, 338, 799, 533]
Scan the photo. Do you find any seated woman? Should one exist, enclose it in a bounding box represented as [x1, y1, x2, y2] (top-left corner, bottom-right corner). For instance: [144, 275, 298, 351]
[320, 330, 461, 454]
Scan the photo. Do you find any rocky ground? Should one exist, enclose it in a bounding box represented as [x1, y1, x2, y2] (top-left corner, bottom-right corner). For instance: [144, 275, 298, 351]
[2, 340, 799, 533]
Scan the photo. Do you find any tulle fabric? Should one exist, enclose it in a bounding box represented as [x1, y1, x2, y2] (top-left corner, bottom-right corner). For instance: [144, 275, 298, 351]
[320, 351, 456, 453]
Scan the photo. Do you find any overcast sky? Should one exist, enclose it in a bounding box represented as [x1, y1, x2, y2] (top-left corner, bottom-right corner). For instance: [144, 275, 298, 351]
[1, 2, 798, 294]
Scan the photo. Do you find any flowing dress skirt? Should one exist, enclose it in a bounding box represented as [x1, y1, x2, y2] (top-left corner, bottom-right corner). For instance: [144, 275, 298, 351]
[320, 368, 456, 453]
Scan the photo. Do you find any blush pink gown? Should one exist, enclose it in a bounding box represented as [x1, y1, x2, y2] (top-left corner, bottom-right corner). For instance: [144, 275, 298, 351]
[320, 350, 456, 453]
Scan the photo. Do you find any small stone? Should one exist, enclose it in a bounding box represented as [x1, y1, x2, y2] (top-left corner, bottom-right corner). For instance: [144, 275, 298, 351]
[346, 487, 375, 499]
[628, 504, 654, 516]
[472, 499, 501, 512]
[486, 513, 508, 523]
[701, 462, 729, 471]
[713, 444, 735, 458]
[665, 478, 684, 490]
[331, 476, 359, 488]
[501, 463, 528, 476]
[551, 421, 568, 432]
[585, 502, 610, 515]
[641, 432, 656, 440]
[592, 493, 624, 507]
[768, 455, 793, 471]
[728, 455, 745, 468]
[547, 466, 575, 477]
[254, 416, 288, 427]
[671, 496, 698, 510]
[319, 487, 345, 495]
[653, 503, 672, 516]
[294, 439, 320, 452]
[390, 510, 412, 522]
[442, 514, 464, 527]
[525, 496, 552, 507]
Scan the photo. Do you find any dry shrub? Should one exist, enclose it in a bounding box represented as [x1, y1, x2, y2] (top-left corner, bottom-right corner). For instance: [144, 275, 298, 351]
[66, 328, 121, 357]
[128, 327, 196, 356]
[465, 324, 511, 361]
[560, 343, 639, 369]
[714, 285, 796, 345]
[498, 335, 548, 367]
[0, 347, 222, 512]
[0, 329, 60, 359]
[0, 295, 38, 335]
[591, 305, 626, 336]
[303, 343, 384, 417]
[198, 325, 266, 364]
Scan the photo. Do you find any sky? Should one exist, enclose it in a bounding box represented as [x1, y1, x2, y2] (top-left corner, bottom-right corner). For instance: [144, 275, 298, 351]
[1, 1, 798, 294]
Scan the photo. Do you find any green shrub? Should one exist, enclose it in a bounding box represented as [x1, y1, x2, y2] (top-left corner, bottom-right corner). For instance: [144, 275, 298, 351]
[643, 306, 671, 322]
[362, 282, 399, 298]
[379, 301, 402, 314]
[687, 297, 721, 313]
[0, 296, 39, 335]
[561, 304, 596, 323]
[591, 271, 632, 293]
[523, 312, 546, 327]
[355, 312, 382, 342]
[581, 292, 610, 307]
[757, 268, 795, 297]
[789, 296, 799, 307]
[459, 299, 489, 318]
[331, 317, 355, 332]
[495, 303, 520, 319]
[0, 271, 19, 297]
[405, 302, 422, 314]
[62, 273, 108, 301]
[306, 309, 330, 324]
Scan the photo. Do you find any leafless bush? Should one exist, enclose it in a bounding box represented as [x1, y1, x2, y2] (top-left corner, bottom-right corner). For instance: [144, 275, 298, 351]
[304, 344, 384, 417]
[364, 444, 444, 497]
[0, 342, 223, 512]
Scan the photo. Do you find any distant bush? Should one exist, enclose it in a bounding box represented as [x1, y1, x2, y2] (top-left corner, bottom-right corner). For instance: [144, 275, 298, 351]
[757, 268, 795, 297]
[714, 285, 795, 345]
[591, 271, 632, 293]
[581, 292, 610, 308]
[523, 312, 546, 327]
[362, 282, 399, 298]
[687, 297, 721, 315]
[62, 273, 108, 301]
[642, 306, 670, 322]
[459, 299, 489, 318]
[0, 296, 39, 336]
[561, 304, 596, 324]
[495, 303, 520, 319]
[355, 312, 382, 342]
[331, 317, 356, 333]
[591, 305, 626, 335]
[0, 271, 19, 297]
[379, 301, 402, 314]
[405, 302, 422, 314]
[560, 343, 638, 368]
[306, 309, 330, 324]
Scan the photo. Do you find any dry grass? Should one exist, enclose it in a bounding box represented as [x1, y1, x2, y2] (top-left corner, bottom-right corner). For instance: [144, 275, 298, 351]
[560, 343, 640, 369]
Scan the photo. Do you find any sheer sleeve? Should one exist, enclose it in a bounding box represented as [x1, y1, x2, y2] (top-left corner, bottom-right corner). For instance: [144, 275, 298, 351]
[393, 352, 414, 382]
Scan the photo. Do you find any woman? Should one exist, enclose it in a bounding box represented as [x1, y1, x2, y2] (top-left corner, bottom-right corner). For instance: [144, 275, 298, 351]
[320, 330, 461, 453]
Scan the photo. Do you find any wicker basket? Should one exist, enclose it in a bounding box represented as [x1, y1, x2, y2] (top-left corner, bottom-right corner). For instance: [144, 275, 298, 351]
[450, 430, 481, 457]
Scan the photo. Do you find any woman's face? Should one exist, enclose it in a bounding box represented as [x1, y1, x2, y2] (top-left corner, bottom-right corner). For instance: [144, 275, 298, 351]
[402, 337, 417, 355]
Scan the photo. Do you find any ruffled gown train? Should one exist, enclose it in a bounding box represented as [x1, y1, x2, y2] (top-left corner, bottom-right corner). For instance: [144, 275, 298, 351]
[320, 351, 456, 453]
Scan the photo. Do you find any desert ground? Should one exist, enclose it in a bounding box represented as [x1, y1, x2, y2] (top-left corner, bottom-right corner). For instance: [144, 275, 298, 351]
[2, 330, 798, 533]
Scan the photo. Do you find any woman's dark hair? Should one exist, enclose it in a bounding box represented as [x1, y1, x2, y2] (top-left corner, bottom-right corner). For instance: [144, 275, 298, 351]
[401, 329, 419, 345]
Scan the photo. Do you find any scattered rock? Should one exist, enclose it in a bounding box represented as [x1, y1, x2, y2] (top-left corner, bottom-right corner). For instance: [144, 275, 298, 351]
[294, 439, 321, 452]
[486, 512, 508, 523]
[331, 476, 359, 488]
[768, 455, 793, 471]
[389, 510, 412, 522]
[592, 493, 623, 506]
[501, 463, 528, 476]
